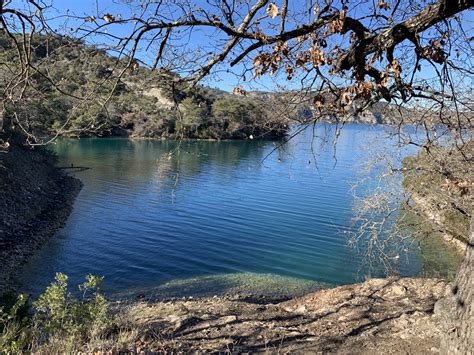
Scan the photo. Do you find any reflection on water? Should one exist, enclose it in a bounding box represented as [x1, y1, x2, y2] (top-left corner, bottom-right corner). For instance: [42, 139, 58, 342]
[16, 124, 460, 298]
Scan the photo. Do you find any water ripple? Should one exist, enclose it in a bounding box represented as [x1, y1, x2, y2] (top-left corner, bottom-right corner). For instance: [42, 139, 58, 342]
[17, 125, 431, 297]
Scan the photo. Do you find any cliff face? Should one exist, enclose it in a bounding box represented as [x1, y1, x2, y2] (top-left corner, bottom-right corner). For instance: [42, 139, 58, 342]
[0, 140, 82, 294]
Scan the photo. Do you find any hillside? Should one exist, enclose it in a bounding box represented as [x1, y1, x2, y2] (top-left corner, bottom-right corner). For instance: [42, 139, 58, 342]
[402, 142, 472, 246]
[0, 132, 82, 292]
[0, 34, 287, 141]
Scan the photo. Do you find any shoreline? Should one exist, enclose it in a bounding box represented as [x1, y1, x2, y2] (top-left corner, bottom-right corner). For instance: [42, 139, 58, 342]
[0, 144, 82, 295]
[45, 121, 392, 142]
[0, 141, 464, 353]
[411, 193, 468, 254]
[99, 277, 449, 353]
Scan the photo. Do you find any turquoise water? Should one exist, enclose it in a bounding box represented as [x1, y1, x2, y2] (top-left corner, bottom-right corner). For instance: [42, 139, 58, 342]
[17, 124, 455, 298]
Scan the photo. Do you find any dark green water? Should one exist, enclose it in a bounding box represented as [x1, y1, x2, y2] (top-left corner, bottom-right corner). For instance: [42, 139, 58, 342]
[17, 124, 460, 298]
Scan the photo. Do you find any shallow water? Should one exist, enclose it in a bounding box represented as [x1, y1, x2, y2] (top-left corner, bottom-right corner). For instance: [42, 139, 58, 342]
[17, 124, 460, 297]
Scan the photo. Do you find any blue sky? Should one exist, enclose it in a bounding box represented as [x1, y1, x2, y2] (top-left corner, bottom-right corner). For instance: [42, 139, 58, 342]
[37, 0, 293, 92]
[9, 0, 474, 94]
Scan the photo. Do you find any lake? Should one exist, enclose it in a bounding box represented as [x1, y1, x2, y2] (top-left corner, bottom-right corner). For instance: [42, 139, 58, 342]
[17, 124, 461, 298]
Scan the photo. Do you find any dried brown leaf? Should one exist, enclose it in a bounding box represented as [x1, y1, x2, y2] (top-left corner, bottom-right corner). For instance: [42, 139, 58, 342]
[266, 3, 279, 19]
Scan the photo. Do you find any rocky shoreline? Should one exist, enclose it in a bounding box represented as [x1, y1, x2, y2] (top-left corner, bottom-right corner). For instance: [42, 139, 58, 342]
[0, 143, 82, 294]
[96, 277, 449, 353]
[411, 193, 468, 254]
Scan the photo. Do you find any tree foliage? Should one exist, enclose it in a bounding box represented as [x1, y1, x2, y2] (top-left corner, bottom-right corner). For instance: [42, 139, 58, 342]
[0, 33, 286, 142]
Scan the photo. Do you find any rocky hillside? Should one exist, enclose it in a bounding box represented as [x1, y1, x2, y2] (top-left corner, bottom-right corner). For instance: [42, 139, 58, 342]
[0, 33, 287, 141]
[402, 141, 472, 247]
[0, 135, 81, 293]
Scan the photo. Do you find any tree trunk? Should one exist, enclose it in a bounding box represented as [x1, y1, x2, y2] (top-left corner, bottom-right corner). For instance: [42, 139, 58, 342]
[436, 216, 473, 354]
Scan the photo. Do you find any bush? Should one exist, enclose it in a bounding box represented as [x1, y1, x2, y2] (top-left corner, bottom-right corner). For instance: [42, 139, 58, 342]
[0, 273, 110, 353]
[0, 294, 30, 353]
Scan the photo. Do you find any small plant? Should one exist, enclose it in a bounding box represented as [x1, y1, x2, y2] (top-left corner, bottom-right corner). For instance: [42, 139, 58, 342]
[33, 273, 110, 349]
[0, 293, 31, 353]
[0, 273, 110, 353]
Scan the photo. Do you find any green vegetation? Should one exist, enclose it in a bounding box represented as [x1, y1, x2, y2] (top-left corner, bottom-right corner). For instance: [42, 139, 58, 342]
[0, 273, 109, 353]
[0, 33, 287, 141]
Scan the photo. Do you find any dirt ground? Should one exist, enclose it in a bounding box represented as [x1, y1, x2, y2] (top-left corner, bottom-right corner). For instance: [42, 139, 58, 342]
[102, 277, 448, 353]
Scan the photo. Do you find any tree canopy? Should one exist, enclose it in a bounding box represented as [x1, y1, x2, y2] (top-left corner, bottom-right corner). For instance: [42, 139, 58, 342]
[1, 1, 472, 137]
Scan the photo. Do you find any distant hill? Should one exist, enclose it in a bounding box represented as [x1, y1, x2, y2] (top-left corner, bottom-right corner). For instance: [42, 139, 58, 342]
[246, 90, 421, 125]
[0, 33, 287, 141]
[1, 33, 439, 144]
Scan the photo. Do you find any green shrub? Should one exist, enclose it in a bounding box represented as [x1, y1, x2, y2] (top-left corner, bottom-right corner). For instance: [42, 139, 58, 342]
[0, 294, 31, 353]
[0, 273, 110, 353]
